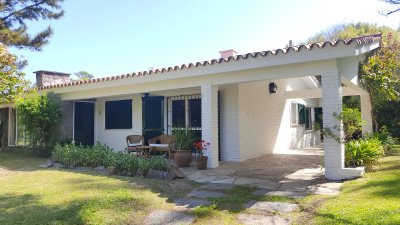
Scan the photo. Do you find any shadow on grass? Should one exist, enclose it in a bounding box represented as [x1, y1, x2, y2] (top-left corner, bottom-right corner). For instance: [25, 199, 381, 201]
[0, 193, 86, 225]
[0, 188, 153, 225]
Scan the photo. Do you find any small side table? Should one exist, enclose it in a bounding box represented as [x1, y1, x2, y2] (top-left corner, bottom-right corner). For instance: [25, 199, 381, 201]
[136, 146, 154, 157]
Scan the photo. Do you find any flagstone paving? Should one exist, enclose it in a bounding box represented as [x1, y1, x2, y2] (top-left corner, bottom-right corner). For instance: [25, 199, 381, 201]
[150, 147, 342, 224]
[145, 210, 195, 225]
[238, 214, 291, 225]
[244, 200, 299, 213]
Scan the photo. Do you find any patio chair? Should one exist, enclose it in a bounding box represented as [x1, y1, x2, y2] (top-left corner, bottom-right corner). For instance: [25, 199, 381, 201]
[126, 135, 144, 154]
[148, 135, 176, 159]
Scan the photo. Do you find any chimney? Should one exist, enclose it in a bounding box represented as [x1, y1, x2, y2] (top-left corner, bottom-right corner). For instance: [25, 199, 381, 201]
[34, 70, 71, 87]
[219, 49, 237, 58]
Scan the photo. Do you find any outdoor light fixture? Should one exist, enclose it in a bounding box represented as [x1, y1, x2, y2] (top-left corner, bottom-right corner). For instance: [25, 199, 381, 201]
[269, 82, 277, 93]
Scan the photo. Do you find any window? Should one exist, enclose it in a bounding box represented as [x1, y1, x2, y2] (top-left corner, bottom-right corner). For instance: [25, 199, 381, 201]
[105, 99, 132, 129]
[305, 107, 312, 130]
[291, 102, 312, 129]
[168, 95, 202, 140]
[298, 104, 305, 125]
[172, 100, 185, 127]
[189, 98, 201, 127]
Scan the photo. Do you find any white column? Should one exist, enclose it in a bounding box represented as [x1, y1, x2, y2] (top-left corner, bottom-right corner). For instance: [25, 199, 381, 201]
[322, 72, 364, 180]
[322, 72, 345, 180]
[360, 94, 373, 135]
[201, 83, 219, 168]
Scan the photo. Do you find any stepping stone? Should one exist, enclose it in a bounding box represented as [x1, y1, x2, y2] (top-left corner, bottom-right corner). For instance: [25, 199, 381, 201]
[187, 190, 226, 198]
[199, 183, 235, 190]
[265, 191, 306, 198]
[252, 189, 271, 196]
[234, 177, 266, 185]
[238, 214, 290, 225]
[278, 180, 312, 192]
[244, 200, 298, 213]
[310, 182, 342, 195]
[210, 177, 235, 184]
[173, 198, 211, 209]
[145, 209, 194, 225]
[248, 181, 280, 190]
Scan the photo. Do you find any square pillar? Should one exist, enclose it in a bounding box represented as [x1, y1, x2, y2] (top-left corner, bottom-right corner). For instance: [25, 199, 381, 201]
[360, 94, 373, 135]
[201, 83, 219, 168]
[322, 72, 364, 180]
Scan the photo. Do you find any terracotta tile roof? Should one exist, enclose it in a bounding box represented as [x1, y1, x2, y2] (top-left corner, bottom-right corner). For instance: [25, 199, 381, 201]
[38, 33, 381, 90]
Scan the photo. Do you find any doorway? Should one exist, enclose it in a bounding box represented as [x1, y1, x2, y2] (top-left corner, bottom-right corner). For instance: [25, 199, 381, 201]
[142, 96, 164, 144]
[74, 102, 95, 146]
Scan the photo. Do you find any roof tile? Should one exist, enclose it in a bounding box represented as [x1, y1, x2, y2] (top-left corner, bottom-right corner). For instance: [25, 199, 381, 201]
[38, 34, 381, 90]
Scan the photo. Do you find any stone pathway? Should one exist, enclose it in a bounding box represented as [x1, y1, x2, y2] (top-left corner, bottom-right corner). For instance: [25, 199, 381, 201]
[143, 147, 343, 224]
[238, 214, 291, 225]
[145, 210, 194, 225]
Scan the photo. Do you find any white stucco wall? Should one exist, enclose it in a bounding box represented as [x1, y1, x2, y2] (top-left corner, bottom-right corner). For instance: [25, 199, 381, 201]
[219, 84, 240, 161]
[94, 94, 142, 151]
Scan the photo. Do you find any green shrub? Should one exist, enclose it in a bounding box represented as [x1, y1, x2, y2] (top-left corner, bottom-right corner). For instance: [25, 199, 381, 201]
[111, 152, 139, 173]
[345, 137, 384, 171]
[52, 143, 167, 176]
[148, 156, 168, 171]
[17, 93, 63, 147]
[372, 126, 397, 152]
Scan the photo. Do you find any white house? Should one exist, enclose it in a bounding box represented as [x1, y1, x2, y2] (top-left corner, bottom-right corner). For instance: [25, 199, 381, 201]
[1, 34, 380, 180]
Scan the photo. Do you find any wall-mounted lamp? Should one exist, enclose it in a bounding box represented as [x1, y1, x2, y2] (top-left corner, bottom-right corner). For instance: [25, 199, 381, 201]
[269, 82, 278, 94]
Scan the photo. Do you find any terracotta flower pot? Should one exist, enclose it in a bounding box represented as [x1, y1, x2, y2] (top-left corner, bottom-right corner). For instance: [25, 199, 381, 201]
[196, 156, 208, 170]
[174, 150, 192, 167]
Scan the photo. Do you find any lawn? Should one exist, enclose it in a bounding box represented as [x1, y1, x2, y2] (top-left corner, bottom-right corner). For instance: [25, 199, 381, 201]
[0, 151, 192, 225]
[294, 146, 400, 225]
[1, 147, 399, 225]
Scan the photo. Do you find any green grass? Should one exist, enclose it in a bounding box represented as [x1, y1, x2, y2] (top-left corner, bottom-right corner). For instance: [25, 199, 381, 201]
[7, 146, 398, 225]
[0, 150, 190, 225]
[294, 145, 400, 225]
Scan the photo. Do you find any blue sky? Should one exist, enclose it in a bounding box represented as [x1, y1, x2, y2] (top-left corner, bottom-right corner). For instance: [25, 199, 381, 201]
[10, 0, 400, 82]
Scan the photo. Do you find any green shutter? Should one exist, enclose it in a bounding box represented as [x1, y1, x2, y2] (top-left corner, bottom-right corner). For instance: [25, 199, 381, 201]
[298, 104, 305, 124]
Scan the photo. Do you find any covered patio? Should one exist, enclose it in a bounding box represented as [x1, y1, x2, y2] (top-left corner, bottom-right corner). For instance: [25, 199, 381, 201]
[181, 146, 341, 196]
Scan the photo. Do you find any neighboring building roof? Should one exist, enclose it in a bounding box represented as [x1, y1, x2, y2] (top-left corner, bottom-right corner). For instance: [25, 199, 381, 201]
[38, 33, 381, 90]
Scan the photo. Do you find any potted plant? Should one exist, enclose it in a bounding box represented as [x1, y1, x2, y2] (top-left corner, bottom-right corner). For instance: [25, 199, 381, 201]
[193, 140, 210, 170]
[173, 128, 194, 167]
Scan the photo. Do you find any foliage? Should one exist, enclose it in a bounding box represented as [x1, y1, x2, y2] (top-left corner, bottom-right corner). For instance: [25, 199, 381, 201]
[0, 0, 64, 50]
[380, 0, 400, 15]
[173, 128, 194, 150]
[52, 143, 168, 176]
[307, 22, 400, 136]
[193, 140, 210, 156]
[341, 108, 363, 140]
[372, 126, 398, 152]
[322, 108, 363, 143]
[0, 45, 29, 105]
[375, 100, 400, 137]
[74, 71, 94, 80]
[306, 22, 400, 43]
[16, 93, 62, 147]
[345, 137, 384, 171]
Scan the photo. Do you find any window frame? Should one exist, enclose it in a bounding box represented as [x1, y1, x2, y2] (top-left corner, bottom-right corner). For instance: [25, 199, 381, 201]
[290, 102, 299, 126]
[167, 94, 202, 134]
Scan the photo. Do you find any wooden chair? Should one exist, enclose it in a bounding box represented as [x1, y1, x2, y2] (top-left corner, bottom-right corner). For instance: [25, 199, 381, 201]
[126, 135, 144, 154]
[148, 135, 176, 159]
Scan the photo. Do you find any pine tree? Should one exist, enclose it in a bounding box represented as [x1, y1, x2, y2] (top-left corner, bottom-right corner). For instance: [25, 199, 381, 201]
[0, 0, 64, 51]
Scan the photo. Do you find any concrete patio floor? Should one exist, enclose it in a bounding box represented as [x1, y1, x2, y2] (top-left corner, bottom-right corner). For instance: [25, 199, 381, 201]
[181, 146, 342, 196]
